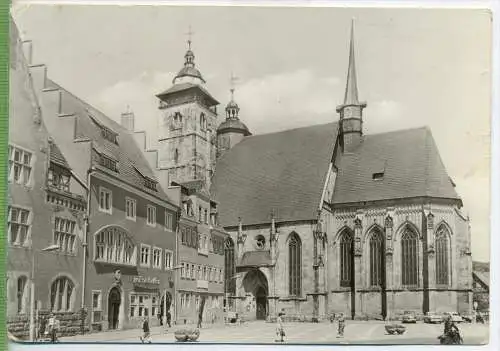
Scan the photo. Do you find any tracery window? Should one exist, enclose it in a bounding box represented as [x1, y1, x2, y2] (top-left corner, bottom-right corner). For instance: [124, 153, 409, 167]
[435, 226, 450, 286]
[224, 238, 235, 295]
[94, 227, 136, 266]
[50, 276, 74, 312]
[288, 233, 302, 296]
[339, 230, 353, 287]
[369, 229, 384, 287]
[401, 227, 419, 287]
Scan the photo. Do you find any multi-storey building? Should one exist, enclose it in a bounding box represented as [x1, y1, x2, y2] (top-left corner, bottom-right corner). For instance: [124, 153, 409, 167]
[7, 18, 87, 339]
[134, 40, 227, 325]
[21, 32, 181, 331]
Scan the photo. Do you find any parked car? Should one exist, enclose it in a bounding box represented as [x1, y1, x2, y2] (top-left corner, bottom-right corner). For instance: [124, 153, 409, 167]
[402, 311, 417, 323]
[423, 312, 443, 324]
[443, 312, 463, 323]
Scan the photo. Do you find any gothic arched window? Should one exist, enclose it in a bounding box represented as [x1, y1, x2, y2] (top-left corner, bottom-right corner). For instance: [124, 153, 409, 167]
[435, 226, 450, 286]
[50, 276, 74, 312]
[369, 229, 384, 287]
[288, 233, 302, 296]
[17, 276, 27, 314]
[339, 230, 353, 287]
[224, 238, 235, 295]
[174, 149, 179, 164]
[401, 227, 419, 287]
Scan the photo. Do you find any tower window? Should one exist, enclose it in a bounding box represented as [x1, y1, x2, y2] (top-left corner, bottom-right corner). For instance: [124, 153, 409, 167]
[372, 172, 384, 180]
[174, 149, 179, 163]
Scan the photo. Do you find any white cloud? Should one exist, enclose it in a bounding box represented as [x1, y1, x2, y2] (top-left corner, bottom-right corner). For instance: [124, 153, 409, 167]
[234, 69, 342, 134]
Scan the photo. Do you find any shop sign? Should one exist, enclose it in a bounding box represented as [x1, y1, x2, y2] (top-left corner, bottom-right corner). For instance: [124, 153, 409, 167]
[132, 276, 160, 285]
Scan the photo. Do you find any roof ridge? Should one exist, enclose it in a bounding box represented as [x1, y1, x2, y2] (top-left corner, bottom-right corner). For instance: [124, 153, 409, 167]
[244, 122, 337, 139]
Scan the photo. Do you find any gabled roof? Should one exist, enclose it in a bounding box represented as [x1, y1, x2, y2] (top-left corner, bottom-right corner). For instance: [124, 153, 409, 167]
[45, 79, 175, 203]
[49, 141, 71, 169]
[212, 123, 338, 227]
[332, 127, 460, 204]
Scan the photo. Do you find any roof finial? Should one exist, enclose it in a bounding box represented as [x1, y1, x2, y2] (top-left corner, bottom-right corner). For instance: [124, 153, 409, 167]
[185, 25, 194, 50]
[344, 18, 360, 105]
[229, 72, 239, 101]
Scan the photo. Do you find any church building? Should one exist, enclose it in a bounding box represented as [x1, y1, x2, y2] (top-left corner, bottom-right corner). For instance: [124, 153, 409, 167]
[136, 23, 472, 322]
[211, 23, 473, 321]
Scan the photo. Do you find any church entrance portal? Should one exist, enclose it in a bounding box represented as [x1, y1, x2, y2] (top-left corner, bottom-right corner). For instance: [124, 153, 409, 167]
[108, 287, 121, 330]
[256, 287, 267, 320]
[242, 269, 269, 321]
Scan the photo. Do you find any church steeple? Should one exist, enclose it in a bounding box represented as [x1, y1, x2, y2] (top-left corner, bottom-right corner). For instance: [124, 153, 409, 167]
[172, 26, 206, 85]
[216, 73, 251, 157]
[336, 19, 367, 152]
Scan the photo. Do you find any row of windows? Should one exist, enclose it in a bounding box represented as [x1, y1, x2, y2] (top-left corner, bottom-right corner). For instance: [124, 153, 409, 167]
[180, 262, 224, 283]
[129, 293, 160, 318]
[182, 201, 218, 226]
[339, 225, 452, 288]
[13, 276, 75, 314]
[8, 206, 76, 255]
[170, 112, 207, 131]
[140, 244, 174, 270]
[179, 293, 221, 309]
[99, 187, 175, 231]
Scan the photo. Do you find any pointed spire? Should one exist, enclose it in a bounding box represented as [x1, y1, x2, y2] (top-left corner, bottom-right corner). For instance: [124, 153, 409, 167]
[226, 72, 240, 119]
[344, 18, 360, 105]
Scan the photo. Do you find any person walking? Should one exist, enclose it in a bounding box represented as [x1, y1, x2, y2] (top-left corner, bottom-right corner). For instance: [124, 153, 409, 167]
[47, 313, 59, 343]
[166, 310, 172, 328]
[275, 311, 286, 343]
[337, 312, 345, 338]
[157, 312, 163, 326]
[140, 317, 152, 343]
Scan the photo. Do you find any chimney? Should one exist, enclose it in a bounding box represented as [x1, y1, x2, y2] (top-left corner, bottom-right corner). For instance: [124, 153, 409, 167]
[121, 106, 135, 132]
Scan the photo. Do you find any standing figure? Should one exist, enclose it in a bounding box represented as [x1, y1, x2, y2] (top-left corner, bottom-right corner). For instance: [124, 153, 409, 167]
[140, 317, 152, 343]
[166, 310, 172, 328]
[47, 313, 58, 343]
[276, 311, 286, 343]
[157, 311, 163, 326]
[337, 313, 345, 338]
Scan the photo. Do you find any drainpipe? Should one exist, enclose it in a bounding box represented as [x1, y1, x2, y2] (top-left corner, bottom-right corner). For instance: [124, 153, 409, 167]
[76, 166, 96, 334]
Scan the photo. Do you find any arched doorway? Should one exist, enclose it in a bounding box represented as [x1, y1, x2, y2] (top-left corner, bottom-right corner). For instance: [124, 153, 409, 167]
[242, 269, 268, 320]
[108, 287, 121, 330]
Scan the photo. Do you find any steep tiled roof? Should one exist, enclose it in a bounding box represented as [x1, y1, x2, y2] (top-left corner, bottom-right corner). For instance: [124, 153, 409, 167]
[49, 141, 70, 168]
[332, 127, 460, 204]
[45, 79, 174, 203]
[212, 123, 338, 227]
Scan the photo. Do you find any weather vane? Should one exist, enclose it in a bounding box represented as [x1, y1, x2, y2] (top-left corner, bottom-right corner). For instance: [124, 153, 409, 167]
[185, 25, 194, 50]
[229, 72, 239, 100]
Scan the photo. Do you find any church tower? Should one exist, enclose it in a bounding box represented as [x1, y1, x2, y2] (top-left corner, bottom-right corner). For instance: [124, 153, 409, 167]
[336, 20, 367, 152]
[216, 74, 251, 157]
[156, 32, 219, 188]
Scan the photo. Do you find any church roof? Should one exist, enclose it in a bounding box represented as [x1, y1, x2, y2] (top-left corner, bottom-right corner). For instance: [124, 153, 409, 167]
[44, 79, 175, 204]
[332, 126, 460, 204]
[212, 122, 460, 228]
[212, 123, 338, 227]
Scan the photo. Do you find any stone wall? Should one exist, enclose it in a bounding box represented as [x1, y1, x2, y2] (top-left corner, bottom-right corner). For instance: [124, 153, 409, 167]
[8, 310, 89, 340]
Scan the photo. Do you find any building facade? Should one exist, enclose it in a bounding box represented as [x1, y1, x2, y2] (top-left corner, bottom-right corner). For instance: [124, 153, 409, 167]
[211, 23, 473, 321]
[7, 19, 87, 339]
[21, 31, 180, 331]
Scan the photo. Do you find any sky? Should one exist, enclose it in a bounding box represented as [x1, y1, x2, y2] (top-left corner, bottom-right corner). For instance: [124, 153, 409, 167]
[11, 3, 492, 262]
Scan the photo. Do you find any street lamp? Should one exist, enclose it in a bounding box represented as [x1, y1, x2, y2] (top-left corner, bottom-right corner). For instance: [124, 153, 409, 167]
[29, 244, 60, 342]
